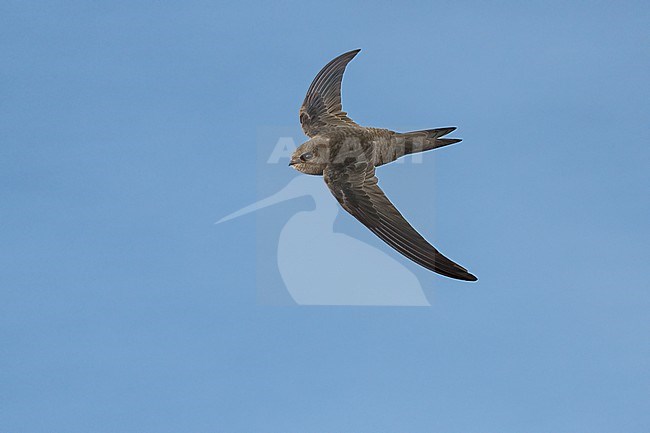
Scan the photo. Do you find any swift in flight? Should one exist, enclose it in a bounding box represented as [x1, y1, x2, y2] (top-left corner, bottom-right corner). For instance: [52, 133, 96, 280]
[290, 49, 477, 281]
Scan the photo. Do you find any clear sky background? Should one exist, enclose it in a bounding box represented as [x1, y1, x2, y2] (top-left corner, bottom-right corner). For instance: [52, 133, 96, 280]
[2, 1, 649, 432]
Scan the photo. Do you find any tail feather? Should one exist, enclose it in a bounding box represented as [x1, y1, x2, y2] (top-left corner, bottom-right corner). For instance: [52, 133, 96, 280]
[434, 138, 462, 147]
[397, 127, 461, 151]
[376, 127, 462, 166]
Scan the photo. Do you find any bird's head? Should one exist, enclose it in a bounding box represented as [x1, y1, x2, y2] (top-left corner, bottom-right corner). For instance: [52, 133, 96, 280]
[289, 137, 330, 175]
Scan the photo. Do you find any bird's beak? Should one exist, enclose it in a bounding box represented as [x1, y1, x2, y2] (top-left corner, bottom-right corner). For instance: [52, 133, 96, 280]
[288, 157, 300, 166]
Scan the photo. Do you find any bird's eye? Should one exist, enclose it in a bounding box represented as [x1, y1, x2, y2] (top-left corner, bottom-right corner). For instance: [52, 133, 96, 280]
[300, 152, 314, 161]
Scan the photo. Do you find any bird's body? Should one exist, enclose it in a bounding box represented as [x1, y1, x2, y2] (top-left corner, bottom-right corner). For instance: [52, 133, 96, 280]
[290, 49, 477, 281]
[295, 125, 461, 174]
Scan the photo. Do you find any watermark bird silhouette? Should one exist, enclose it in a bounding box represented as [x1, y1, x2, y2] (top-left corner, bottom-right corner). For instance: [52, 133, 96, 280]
[217, 175, 430, 306]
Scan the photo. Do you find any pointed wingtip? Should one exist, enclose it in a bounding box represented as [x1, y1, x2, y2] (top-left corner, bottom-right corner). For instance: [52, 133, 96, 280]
[445, 270, 477, 282]
[344, 48, 361, 58]
[446, 262, 477, 282]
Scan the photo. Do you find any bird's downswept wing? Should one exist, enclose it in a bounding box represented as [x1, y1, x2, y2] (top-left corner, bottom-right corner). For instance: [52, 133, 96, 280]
[300, 49, 361, 137]
[324, 161, 477, 281]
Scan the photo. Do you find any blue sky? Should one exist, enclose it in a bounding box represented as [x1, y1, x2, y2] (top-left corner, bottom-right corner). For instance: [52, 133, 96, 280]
[1, 1, 649, 432]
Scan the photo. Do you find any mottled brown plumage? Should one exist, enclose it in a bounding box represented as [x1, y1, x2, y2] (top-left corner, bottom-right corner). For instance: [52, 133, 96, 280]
[290, 49, 477, 281]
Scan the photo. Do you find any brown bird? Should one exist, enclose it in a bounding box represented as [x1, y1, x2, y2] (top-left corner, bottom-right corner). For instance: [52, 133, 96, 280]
[290, 49, 477, 281]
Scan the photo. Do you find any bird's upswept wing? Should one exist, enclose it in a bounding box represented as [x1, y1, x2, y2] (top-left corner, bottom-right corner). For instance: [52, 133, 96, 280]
[324, 161, 477, 281]
[300, 49, 361, 137]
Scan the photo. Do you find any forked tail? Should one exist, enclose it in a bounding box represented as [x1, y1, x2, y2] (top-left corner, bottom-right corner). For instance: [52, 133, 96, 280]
[376, 127, 462, 166]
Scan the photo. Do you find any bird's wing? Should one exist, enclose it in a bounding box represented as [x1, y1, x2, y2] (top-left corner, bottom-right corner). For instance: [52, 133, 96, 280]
[323, 161, 477, 281]
[300, 49, 361, 137]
